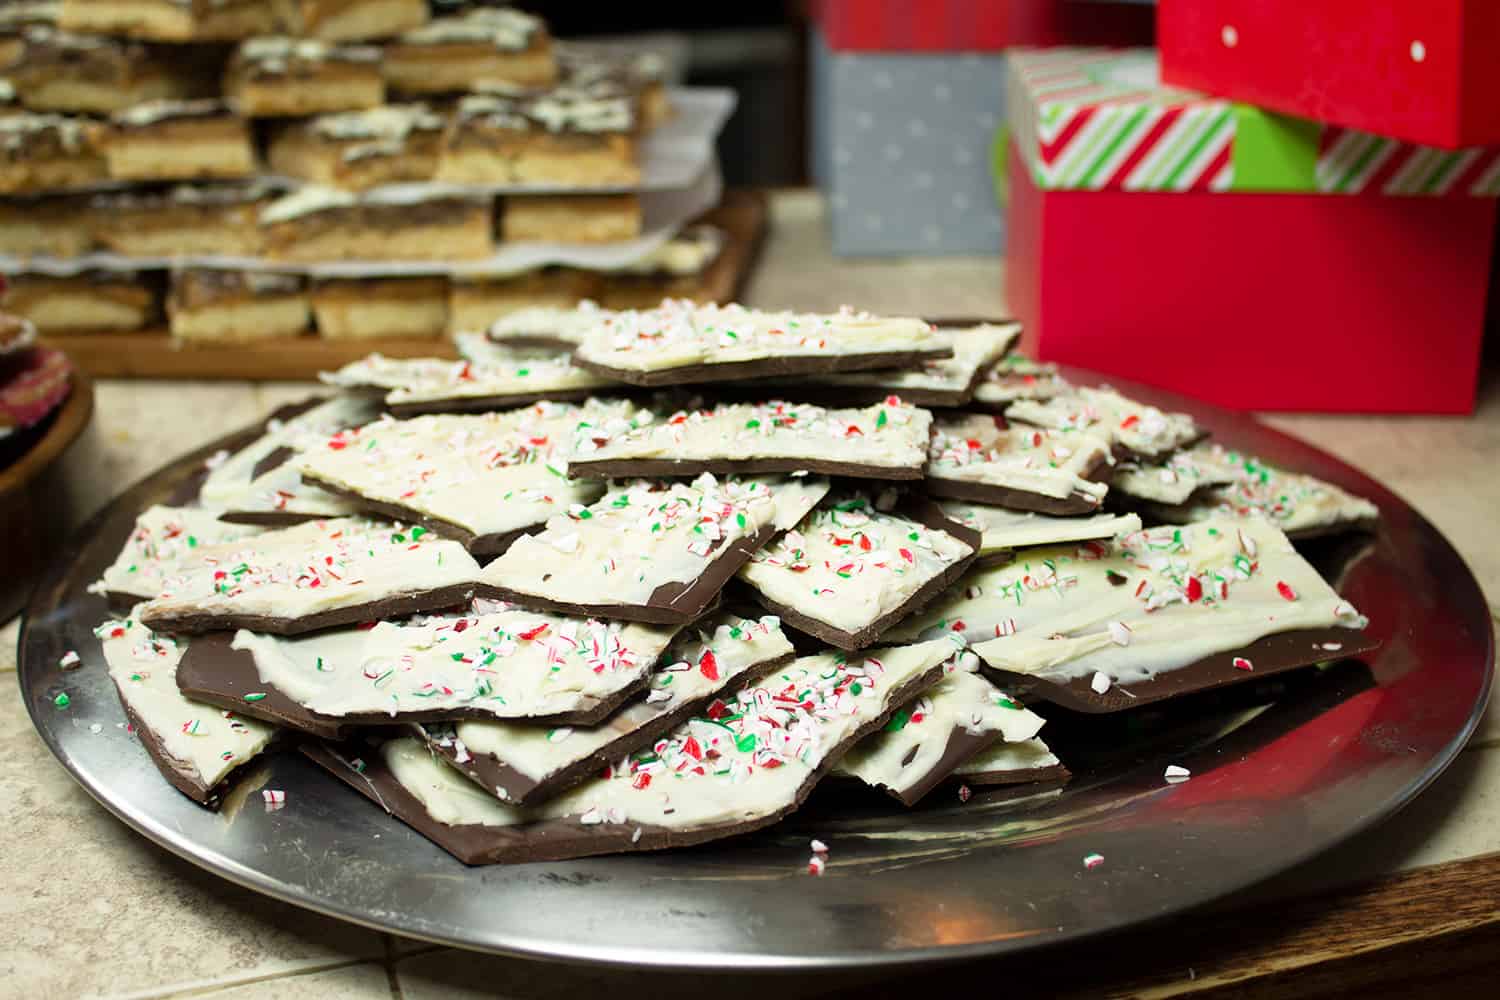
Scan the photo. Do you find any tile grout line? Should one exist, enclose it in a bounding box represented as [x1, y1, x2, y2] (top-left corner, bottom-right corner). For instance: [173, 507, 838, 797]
[382, 932, 405, 1000]
[110, 957, 380, 1000]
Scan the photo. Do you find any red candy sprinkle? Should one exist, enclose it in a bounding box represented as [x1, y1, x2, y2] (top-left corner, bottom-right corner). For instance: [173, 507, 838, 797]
[1185, 577, 1203, 603]
[698, 650, 719, 681]
[1276, 581, 1298, 602]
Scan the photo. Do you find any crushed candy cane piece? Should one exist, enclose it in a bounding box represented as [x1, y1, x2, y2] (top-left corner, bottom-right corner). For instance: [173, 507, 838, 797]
[1164, 765, 1191, 782]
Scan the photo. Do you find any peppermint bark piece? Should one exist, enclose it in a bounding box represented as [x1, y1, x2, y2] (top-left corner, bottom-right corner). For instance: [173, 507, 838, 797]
[835, 655, 1046, 805]
[567, 397, 933, 481]
[478, 474, 830, 625]
[925, 413, 1113, 514]
[137, 517, 480, 636]
[487, 301, 613, 350]
[206, 394, 379, 525]
[971, 353, 1071, 409]
[935, 502, 1141, 567]
[423, 613, 795, 806]
[177, 603, 680, 734]
[298, 400, 631, 555]
[962, 519, 1374, 711]
[91, 505, 265, 602]
[99, 610, 276, 808]
[1006, 386, 1202, 461]
[739, 494, 979, 650]
[304, 638, 963, 864]
[751, 323, 1020, 407]
[1136, 444, 1380, 539]
[1110, 440, 1243, 505]
[572, 300, 950, 387]
[954, 735, 1069, 786]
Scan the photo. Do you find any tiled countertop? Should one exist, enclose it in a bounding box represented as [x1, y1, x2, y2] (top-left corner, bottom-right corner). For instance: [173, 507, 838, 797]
[2, 190, 1496, 998]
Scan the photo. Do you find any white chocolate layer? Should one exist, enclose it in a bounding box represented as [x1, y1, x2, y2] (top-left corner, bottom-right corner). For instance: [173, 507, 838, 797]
[955, 735, 1061, 779]
[573, 299, 944, 375]
[1111, 440, 1242, 505]
[891, 519, 1365, 687]
[835, 655, 1045, 797]
[935, 503, 1141, 559]
[100, 610, 275, 792]
[779, 323, 1019, 397]
[298, 401, 632, 543]
[740, 495, 974, 636]
[1147, 444, 1380, 536]
[384, 638, 965, 831]
[486, 300, 611, 347]
[1007, 386, 1200, 458]
[138, 518, 480, 626]
[972, 353, 1070, 406]
[445, 614, 794, 796]
[927, 413, 1112, 505]
[573, 399, 932, 475]
[93, 506, 265, 599]
[198, 395, 380, 513]
[232, 602, 677, 720]
[479, 473, 830, 611]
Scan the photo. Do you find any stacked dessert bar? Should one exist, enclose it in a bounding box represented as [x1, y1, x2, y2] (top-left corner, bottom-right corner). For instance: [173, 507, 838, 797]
[90, 302, 1380, 864]
[0, 2, 732, 344]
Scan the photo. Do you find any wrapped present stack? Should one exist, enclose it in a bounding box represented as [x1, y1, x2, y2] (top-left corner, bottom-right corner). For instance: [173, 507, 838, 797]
[0, 0, 738, 358]
[1001, 0, 1500, 414]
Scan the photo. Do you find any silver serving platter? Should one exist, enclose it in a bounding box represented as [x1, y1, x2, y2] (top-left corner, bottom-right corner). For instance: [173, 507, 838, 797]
[19, 370, 1493, 969]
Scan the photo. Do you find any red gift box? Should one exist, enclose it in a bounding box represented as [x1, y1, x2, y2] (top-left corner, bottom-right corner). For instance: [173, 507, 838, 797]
[813, 0, 1153, 52]
[1158, 0, 1500, 150]
[1004, 141, 1496, 413]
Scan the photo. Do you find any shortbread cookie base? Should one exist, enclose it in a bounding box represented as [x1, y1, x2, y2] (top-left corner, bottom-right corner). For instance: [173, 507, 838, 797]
[169, 298, 312, 343]
[105, 132, 256, 181]
[383, 45, 557, 94]
[262, 211, 493, 262]
[62, 0, 278, 40]
[501, 194, 641, 244]
[439, 135, 639, 187]
[281, 0, 429, 42]
[311, 278, 447, 339]
[227, 70, 385, 118]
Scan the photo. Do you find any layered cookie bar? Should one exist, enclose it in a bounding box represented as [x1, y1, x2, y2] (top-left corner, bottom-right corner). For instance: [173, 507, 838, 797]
[5, 269, 159, 332]
[258, 187, 493, 262]
[311, 276, 447, 340]
[224, 36, 384, 116]
[4, 26, 199, 114]
[167, 269, 310, 343]
[596, 225, 723, 309]
[271, 0, 429, 42]
[446, 267, 600, 334]
[90, 180, 273, 257]
[438, 86, 640, 186]
[105, 100, 256, 181]
[0, 3, 59, 66]
[573, 301, 949, 387]
[500, 193, 641, 244]
[0, 112, 106, 193]
[0, 193, 93, 257]
[383, 7, 556, 95]
[266, 104, 445, 190]
[60, 0, 278, 41]
[556, 40, 672, 130]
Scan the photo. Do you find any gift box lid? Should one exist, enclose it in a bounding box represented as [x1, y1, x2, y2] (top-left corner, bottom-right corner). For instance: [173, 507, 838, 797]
[811, 0, 1152, 53]
[1006, 48, 1500, 197]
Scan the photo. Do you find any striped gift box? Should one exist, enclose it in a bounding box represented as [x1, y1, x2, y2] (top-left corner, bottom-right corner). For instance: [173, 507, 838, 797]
[1007, 48, 1500, 197]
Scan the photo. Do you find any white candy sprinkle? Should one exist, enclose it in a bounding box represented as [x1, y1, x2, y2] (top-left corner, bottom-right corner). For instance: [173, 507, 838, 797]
[631, 827, 642, 843]
[1083, 853, 1104, 869]
[810, 839, 829, 854]
[1164, 765, 1191, 782]
[579, 807, 603, 825]
[1107, 621, 1131, 646]
[89, 723, 102, 734]
[550, 532, 580, 554]
[1321, 642, 1344, 651]
[1090, 671, 1112, 694]
[203, 449, 230, 470]
[58, 651, 81, 670]
[807, 854, 826, 876]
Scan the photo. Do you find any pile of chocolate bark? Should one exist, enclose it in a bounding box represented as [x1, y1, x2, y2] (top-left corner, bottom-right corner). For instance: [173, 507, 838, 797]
[91, 300, 1379, 864]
